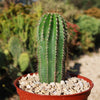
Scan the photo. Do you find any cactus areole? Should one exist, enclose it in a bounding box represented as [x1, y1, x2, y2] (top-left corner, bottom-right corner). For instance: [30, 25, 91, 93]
[37, 13, 67, 83]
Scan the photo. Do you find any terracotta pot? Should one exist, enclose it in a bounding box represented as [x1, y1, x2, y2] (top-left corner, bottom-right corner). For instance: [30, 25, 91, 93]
[14, 73, 94, 100]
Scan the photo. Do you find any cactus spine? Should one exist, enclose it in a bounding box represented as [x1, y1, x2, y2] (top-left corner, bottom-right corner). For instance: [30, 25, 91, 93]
[37, 13, 67, 83]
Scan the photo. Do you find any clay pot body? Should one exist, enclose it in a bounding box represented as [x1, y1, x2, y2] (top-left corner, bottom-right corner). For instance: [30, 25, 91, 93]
[14, 73, 93, 100]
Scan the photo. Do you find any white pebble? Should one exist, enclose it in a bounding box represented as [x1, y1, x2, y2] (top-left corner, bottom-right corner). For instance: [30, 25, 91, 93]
[18, 74, 90, 95]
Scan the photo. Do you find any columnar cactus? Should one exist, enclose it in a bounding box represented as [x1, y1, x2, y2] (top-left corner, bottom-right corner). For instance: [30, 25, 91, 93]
[37, 13, 67, 83]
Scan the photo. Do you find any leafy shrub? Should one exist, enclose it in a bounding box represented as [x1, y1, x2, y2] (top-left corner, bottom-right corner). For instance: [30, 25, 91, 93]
[75, 15, 100, 51]
[67, 22, 80, 46]
[40, 0, 79, 21]
[76, 15, 100, 35]
[68, 0, 100, 9]
[67, 22, 82, 57]
[2, 3, 31, 16]
[84, 7, 100, 19]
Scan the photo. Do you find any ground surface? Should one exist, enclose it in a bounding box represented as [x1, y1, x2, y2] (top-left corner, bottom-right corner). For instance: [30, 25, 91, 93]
[8, 50, 100, 100]
[69, 50, 100, 100]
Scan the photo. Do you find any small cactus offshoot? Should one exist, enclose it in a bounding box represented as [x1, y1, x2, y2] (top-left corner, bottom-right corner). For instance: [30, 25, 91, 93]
[8, 36, 22, 67]
[8, 37, 22, 59]
[37, 13, 67, 83]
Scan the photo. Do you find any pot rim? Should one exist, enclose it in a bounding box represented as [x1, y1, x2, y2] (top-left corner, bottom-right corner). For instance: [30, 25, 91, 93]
[14, 73, 94, 97]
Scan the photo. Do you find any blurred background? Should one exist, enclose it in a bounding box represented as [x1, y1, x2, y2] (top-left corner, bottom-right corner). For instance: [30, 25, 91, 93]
[0, 0, 100, 100]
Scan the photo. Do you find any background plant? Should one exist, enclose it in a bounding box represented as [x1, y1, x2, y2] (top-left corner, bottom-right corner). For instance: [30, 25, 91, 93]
[0, 2, 42, 79]
[40, 0, 79, 22]
[84, 7, 100, 19]
[67, 22, 81, 56]
[68, 0, 100, 9]
[74, 15, 100, 51]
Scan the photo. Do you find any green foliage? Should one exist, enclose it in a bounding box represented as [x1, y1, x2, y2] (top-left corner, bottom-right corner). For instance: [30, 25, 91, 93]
[68, 0, 100, 9]
[84, 7, 100, 19]
[40, 0, 79, 21]
[12, 14, 28, 43]
[80, 32, 95, 50]
[0, 14, 12, 42]
[2, 3, 31, 16]
[76, 15, 100, 35]
[18, 53, 30, 72]
[75, 15, 100, 51]
[0, 2, 42, 77]
[37, 13, 67, 83]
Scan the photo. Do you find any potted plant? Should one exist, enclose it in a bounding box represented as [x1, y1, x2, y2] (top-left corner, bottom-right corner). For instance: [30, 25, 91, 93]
[14, 13, 93, 100]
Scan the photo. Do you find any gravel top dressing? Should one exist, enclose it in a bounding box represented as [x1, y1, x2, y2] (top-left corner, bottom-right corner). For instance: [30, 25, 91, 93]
[18, 74, 90, 95]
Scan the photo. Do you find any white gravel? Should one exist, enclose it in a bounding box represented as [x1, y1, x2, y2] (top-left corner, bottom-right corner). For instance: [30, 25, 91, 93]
[18, 73, 90, 95]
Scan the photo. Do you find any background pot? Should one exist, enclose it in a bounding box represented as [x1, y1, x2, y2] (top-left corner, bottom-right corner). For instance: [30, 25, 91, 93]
[14, 73, 94, 100]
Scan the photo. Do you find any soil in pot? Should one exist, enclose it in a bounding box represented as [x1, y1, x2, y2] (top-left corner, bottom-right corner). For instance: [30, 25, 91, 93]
[18, 73, 90, 96]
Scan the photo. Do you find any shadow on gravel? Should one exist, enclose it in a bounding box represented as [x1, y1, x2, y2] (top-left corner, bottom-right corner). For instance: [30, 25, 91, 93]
[68, 63, 82, 75]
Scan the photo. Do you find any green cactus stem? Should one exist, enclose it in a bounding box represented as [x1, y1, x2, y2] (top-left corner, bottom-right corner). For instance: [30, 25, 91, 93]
[37, 13, 67, 83]
[8, 36, 22, 67]
[18, 52, 30, 72]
